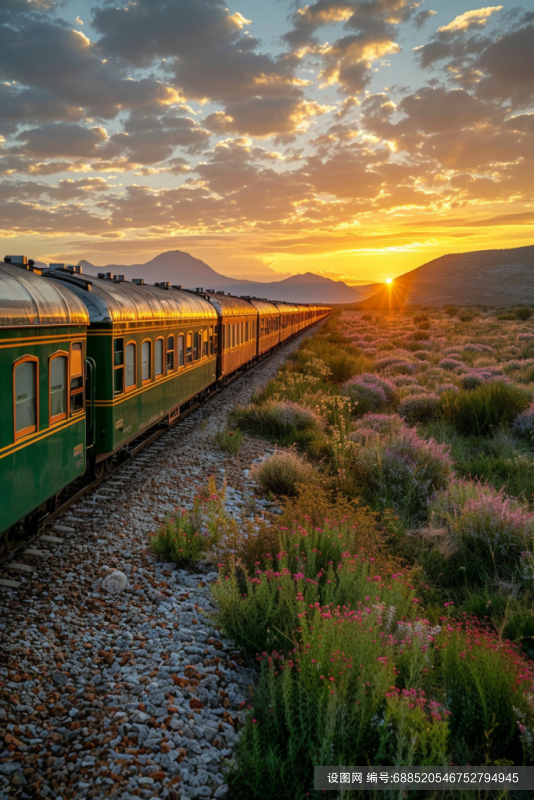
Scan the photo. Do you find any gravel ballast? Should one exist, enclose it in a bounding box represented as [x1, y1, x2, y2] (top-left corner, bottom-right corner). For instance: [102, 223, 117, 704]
[0, 330, 318, 799]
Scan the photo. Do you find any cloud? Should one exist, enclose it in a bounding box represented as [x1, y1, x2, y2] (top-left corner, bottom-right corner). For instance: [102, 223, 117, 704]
[0, 15, 180, 120]
[0, 85, 83, 135]
[477, 24, 534, 106]
[438, 6, 503, 33]
[398, 87, 491, 133]
[284, 0, 419, 95]
[92, 0, 310, 136]
[16, 123, 108, 158]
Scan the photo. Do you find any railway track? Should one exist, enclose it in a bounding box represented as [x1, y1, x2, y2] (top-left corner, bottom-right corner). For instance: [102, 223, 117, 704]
[0, 328, 317, 581]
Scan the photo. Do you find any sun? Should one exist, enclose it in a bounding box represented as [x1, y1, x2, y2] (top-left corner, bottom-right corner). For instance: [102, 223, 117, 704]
[386, 277, 393, 284]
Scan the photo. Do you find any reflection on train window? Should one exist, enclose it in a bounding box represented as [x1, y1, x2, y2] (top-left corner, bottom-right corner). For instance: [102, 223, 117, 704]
[232, 324, 236, 348]
[186, 333, 192, 364]
[236, 323, 240, 346]
[178, 335, 185, 367]
[203, 330, 208, 357]
[113, 338, 124, 396]
[71, 342, 85, 413]
[142, 340, 152, 383]
[50, 354, 68, 424]
[125, 342, 136, 390]
[14, 358, 38, 440]
[167, 336, 175, 372]
[193, 331, 200, 360]
[245, 321, 249, 342]
[155, 338, 164, 377]
[209, 327, 214, 355]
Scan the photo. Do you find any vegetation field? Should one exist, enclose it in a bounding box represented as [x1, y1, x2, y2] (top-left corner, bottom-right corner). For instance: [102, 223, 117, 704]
[151, 306, 534, 799]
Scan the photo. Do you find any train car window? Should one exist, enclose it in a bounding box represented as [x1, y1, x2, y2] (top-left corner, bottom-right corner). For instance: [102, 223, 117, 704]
[125, 342, 136, 390]
[142, 340, 152, 383]
[50, 354, 68, 424]
[232, 324, 235, 348]
[155, 338, 164, 377]
[193, 331, 200, 360]
[245, 321, 249, 342]
[214, 326, 218, 354]
[167, 336, 175, 372]
[209, 327, 214, 355]
[236, 323, 240, 346]
[186, 333, 193, 364]
[202, 330, 208, 357]
[14, 357, 38, 440]
[178, 335, 184, 367]
[70, 342, 85, 413]
[113, 338, 124, 396]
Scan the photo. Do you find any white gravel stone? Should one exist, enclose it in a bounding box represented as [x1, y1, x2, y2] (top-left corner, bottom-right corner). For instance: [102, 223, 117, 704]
[101, 570, 129, 593]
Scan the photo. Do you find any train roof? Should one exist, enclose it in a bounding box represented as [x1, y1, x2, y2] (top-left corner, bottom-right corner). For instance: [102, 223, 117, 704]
[245, 298, 280, 315]
[273, 301, 300, 313]
[45, 272, 217, 323]
[201, 292, 255, 317]
[0, 263, 89, 327]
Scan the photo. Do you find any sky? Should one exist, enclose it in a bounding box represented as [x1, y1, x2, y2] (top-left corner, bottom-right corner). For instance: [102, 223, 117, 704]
[1, 0, 533, 284]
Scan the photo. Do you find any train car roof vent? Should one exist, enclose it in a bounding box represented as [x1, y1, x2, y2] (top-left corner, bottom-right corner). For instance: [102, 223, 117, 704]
[172, 284, 183, 291]
[217, 290, 225, 295]
[98, 273, 105, 279]
[105, 272, 114, 280]
[4, 255, 34, 270]
[132, 278, 144, 285]
[155, 281, 170, 289]
[114, 274, 125, 282]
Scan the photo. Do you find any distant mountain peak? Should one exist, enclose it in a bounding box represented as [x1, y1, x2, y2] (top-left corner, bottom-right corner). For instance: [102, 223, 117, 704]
[76, 250, 367, 304]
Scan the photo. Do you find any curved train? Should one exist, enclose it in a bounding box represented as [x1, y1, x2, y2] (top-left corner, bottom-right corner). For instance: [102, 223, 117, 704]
[0, 255, 330, 555]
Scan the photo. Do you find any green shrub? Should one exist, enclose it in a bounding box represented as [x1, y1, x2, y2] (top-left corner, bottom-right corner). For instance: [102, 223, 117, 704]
[251, 451, 316, 497]
[149, 479, 224, 566]
[213, 514, 409, 655]
[444, 305, 458, 317]
[497, 313, 518, 321]
[441, 381, 529, 436]
[214, 426, 244, 454]
[514, 307, 532, 321]
[231, 400, 323, 446]
[442, 620, 530, 764]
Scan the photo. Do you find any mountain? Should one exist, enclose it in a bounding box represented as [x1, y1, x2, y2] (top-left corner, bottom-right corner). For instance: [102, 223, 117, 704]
[352, 245, 534, 310]
[78, 250, 367, 304]
[79, 250, 238, 286]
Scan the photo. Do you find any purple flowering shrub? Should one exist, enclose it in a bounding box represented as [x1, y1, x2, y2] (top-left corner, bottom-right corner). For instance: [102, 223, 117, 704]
[351, 422, 453, 520]
[343, 372, 397, 415]
[425, 479, 534, 588]
[356, 413, 404, 434]
[375, 356, 416, 375]
[398, 392, 440, 425]
[512, 406, 534, 442]
[436, 383, 459, 395]
[438, 358, 467, 372]
[343, 380, 388, 415]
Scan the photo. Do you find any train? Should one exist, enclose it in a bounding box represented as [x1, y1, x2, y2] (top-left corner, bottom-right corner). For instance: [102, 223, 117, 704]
[0, 255, 330, 556]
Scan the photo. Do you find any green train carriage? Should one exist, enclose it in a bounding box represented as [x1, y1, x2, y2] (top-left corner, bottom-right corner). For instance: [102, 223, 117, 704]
[45, 269, 219, 473]
[0, 259, 89, 554]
